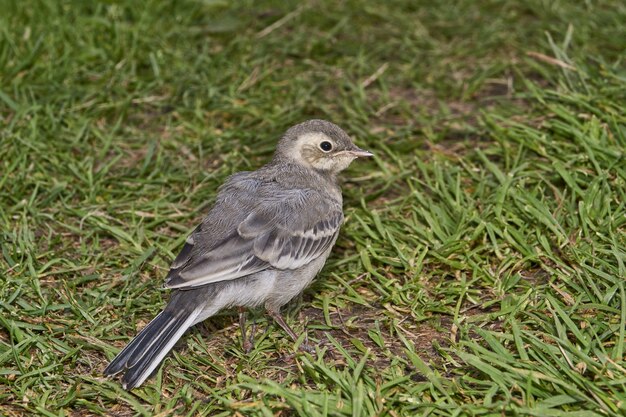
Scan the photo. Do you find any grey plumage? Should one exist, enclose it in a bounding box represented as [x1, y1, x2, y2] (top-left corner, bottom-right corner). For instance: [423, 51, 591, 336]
[104, 119, 372, 389]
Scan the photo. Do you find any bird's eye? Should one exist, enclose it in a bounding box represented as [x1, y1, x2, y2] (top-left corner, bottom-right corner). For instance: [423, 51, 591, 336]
[320, 141, 333, 152]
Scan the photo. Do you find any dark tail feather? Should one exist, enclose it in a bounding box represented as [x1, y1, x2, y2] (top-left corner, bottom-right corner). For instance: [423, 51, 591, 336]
[104, 307, 200, 389]
[104, 311, 169, 375]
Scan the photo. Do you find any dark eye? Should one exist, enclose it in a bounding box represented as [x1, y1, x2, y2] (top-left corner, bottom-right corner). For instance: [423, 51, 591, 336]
[320, 141, 333, 152]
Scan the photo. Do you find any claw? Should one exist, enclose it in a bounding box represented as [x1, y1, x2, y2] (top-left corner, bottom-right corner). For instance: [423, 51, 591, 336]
[299, 343, 315, 354]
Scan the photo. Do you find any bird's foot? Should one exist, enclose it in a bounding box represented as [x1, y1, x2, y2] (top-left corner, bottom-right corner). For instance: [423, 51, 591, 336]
[298, 342, 316, 354]
[239, 307, 257, 353]
[243, 320, 257, 353]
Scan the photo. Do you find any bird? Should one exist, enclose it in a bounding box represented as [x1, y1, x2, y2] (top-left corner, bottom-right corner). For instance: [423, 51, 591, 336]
[103, 119, 373, 389]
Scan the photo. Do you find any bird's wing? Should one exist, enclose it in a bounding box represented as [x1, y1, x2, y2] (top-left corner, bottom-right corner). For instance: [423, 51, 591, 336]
[164, 181, 343, 289]
[241, 190, 343, 270]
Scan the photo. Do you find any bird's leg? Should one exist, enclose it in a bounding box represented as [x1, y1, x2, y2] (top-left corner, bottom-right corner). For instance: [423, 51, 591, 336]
[249, 315, 257, 349]
[238, 307, 253, 353]
[266, 307, 314, 353]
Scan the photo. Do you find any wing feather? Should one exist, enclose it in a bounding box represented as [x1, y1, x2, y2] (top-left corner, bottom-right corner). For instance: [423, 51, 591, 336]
[164, 180, 342, 289]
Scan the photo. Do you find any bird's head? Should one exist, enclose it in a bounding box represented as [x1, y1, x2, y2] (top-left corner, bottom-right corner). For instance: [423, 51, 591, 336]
[275, 119, 373, 174]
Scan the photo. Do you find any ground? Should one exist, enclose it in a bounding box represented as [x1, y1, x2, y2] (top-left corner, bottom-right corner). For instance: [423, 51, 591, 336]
[1, 0, 625, 416]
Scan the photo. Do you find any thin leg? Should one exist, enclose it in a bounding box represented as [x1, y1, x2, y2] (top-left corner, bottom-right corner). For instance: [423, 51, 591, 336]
[266, 308, 299, 341]
[249, 316, 257, 348]
[238, 307, 253, 353]
[266, 307, 314, 353]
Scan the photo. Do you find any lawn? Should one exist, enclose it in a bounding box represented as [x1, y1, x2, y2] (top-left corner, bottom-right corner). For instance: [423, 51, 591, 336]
[1, 0, 626, 416]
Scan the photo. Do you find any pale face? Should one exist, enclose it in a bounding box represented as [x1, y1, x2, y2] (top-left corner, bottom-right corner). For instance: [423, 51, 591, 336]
[290, 132, 360, 173]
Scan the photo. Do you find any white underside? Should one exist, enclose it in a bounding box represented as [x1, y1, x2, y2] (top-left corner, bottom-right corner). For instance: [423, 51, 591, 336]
[192, 270, 279, 324]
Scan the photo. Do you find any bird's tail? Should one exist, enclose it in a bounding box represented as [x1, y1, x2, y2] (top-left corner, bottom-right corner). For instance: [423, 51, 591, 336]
[104, 304, 202, 390]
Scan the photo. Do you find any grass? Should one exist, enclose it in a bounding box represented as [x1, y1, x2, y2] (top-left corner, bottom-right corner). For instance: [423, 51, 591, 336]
[1, 0, 625, 415]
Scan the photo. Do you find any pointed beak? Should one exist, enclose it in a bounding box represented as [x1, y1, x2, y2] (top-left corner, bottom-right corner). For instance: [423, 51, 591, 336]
[347, 146, 374, 158]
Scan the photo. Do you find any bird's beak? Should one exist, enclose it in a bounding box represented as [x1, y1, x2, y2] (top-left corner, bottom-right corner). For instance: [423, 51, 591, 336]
[347, 146, 374, 158]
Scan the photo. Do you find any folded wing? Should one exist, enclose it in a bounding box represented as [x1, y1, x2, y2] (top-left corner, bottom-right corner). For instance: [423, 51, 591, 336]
[165, 180, 343, 289]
